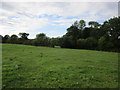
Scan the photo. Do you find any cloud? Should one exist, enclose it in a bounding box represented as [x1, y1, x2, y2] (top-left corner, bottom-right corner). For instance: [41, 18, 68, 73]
[46, 30, 65, 38]
[2, 0, 120, 2]
[0, 16, 50, 36]
[0, 2, 118, 38]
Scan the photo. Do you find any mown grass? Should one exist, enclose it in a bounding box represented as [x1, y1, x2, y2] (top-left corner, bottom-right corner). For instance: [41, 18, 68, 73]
[2, 44, 118, 88]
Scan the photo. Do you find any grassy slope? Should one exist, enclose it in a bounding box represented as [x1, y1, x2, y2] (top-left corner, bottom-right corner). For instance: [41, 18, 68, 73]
[2, 44, 118, 88]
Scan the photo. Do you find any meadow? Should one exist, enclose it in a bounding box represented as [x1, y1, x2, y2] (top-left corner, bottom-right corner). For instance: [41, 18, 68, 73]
[2, 44, 118, 88]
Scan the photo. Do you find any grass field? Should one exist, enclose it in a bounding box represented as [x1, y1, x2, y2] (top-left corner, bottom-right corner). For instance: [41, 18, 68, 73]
[2, 44, 118, 88]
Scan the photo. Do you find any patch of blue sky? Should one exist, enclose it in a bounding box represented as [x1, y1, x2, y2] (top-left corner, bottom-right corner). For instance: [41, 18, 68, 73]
[64, 16, 79, 19]
[97, 20, 105, 24]
[65, 13, 90, 21]
[8, 16, 19, 19]
[77, 13, 105, 23]
[52, 22, 63, 25]
[37, 24, 66, 33]
[38, 14, 63, 20]
[35, 25, 66, 37]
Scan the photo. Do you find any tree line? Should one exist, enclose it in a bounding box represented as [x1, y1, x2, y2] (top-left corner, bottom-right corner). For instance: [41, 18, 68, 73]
[0, 17, 120, 52]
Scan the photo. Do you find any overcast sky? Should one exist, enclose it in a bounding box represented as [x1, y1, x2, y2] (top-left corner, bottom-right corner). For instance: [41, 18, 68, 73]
[0, 1, 118, 38]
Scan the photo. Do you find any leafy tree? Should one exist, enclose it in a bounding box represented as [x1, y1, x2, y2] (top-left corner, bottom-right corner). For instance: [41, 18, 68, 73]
[23, 39, 35, 45]
[67, 25, 79, 38]
[61, 35, 73, 48]
[35, 33, 50, 46]
[67, 25, 79, 48]
[50, 37, 61, 47]
[86, 37, 98, 49]
[0, 35, 3, 43]
[90, 28, 102, 39]
[98, 35, 114, 51]
[19, 33, 29, 40]
[82, 27, 91, 39]
[89, 21, 100, 28]
[98, 36, 106, 50]
[9, 34, 18, 43]
[100, 17, 120, 50]
[108, 17, 120, 40]
[108, 17, 120, 50]
[79, 20, 86, 30]
[73, 20, 86, 30]
[77, 39, 87, 49]
[73, 20, 79, 28]
[3, 35, 10, 43]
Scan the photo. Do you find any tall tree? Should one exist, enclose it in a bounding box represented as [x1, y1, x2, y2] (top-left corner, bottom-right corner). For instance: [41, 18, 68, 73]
[3, 35, 10, 43]
[61, 35, 73, 48]
[73, 20, 86, 30]
[79, 20, 86, 30]
[35, 33, 49, 46]
[108, 17, 120, 49]
[67, 25, 79, 48]
[108, 17, 120, 40]
[82, 27, 91, 39]
[9, 34, 18, 43]
[88, 21, 100, 28]
[19, 33, 29, 40]
[73, 20, 79, 28]
[0, 35, 3, 43]
[36, 33, 46, 39]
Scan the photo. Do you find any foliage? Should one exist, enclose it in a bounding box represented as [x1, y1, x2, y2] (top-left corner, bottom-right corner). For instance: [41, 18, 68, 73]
[35, 33, 50, 46]
[88, 21, 100, 28]
[19, 33, 29, 40]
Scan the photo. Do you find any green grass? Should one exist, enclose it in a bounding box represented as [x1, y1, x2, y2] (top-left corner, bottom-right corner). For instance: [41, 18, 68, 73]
[2, 44, 118, 88]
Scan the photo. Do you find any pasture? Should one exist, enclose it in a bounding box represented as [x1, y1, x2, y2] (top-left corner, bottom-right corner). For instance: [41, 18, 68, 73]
[2, 44, 118, 88]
